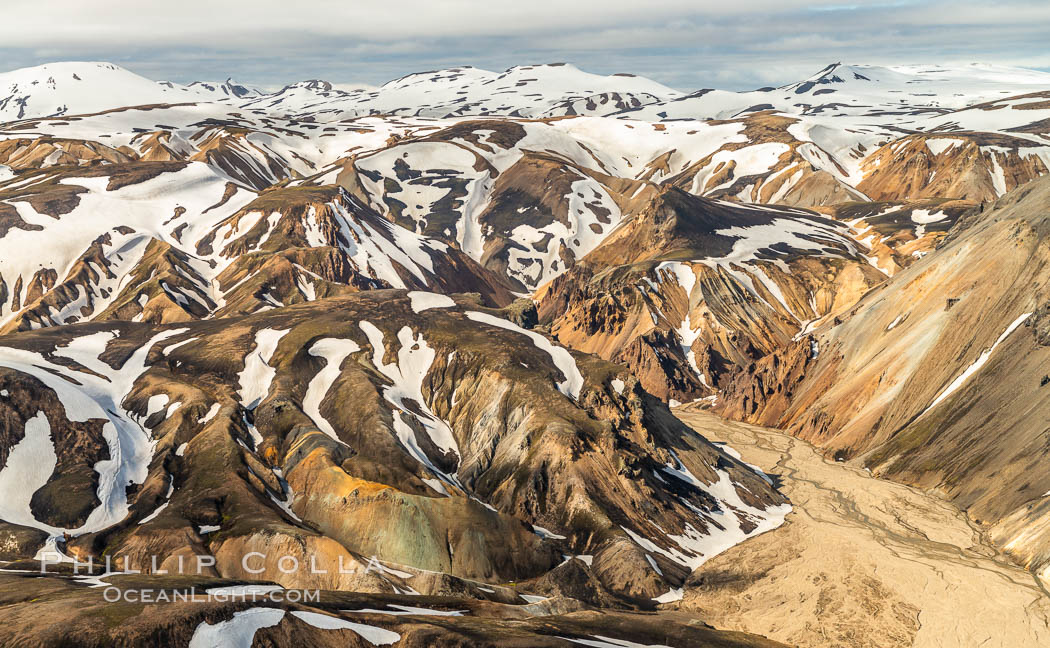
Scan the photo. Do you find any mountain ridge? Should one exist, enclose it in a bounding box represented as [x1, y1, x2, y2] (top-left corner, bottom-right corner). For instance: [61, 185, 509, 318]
[7, 59, 1050, 122]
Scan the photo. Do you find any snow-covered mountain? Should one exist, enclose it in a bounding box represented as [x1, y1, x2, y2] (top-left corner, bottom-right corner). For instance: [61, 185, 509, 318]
[775, 62, 1050, 113]
[0, 62, 210, 121]
[2, 59, 1049, 314]
[0, 60, 681, 123]
[2, 59, 1048, 297]
[620, 62, 1050, 121]
[240, 63, 681, 118]
[0, 162, 517, 331]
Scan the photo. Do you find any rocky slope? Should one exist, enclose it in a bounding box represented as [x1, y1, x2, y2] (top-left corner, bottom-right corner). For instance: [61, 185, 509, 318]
[818, 198, 975, 272]
[537, 188, 884, 401]
[0, 292, 788, 602]
[715, 174, 1050, 578]
[0, 163, 511, 332]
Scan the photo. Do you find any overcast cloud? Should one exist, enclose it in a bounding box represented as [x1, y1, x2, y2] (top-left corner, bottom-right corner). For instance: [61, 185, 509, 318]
[2, 0, 1048, 90]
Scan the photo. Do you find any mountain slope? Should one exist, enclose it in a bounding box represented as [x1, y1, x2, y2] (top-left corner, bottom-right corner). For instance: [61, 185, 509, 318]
[716, 174, 1050, 575]
[537, 188, 883, 401]
[0, 291, 788, 604]
[0, 162, 512, 332]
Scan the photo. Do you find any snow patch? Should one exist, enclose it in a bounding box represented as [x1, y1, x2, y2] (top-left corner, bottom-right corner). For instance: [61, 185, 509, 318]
[189, 607, 286, 648]
[304, 338, 362, 442]
[237, 328, 289, 410]
[408, 291, 455, 313]
[653, 587, 684, 603]
[0, 413, 57, 531]
[290, 610, 401, 644]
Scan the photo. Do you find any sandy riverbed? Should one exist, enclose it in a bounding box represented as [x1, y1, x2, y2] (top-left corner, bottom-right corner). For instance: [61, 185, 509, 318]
[674, 408, 1050, 648]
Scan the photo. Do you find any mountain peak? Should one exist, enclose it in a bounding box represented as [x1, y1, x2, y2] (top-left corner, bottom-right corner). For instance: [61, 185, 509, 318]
[184, 78, 262, 99]
[0, 61, 197, 121]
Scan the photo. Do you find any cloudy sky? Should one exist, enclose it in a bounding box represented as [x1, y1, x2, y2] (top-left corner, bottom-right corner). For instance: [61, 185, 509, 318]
[3, 0, 1049, 90]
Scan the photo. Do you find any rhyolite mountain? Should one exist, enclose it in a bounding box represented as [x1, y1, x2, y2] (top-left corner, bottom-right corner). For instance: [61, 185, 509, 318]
[2, 58, 1050, 646]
